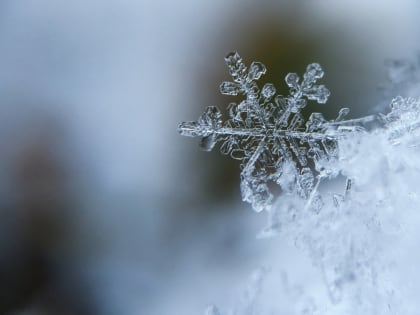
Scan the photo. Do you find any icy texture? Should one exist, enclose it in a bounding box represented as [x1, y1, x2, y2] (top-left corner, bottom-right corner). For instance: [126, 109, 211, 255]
[198, 95, 420, 315]
[179, 53, 420, 315]
[259, 96, 420, 314]
[179, 52, 373, 212]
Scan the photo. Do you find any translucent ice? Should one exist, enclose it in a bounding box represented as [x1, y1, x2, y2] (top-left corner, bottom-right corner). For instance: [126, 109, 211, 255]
[178, 52, 367, 212]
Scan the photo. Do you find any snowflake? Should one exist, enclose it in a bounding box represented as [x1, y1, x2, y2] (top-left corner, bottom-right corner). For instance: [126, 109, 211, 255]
[178, 52, 373, 212]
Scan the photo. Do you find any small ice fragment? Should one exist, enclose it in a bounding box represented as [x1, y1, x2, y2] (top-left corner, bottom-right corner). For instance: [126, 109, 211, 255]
[304, 63, 324, 81]
[248, 61, 267, 81]
[220, 81, 242, 96]
[200, 134, 217, 151]
[224, 51, 246, 81]
[299, 167, 314, 198]
[285, 72, 300, 88]
[314, 85, 330, 104]
[261, 83, 276, 99]
[336, 108, 350, 121]
[306, 112, 326, 132]
[178, 121, 200, 137]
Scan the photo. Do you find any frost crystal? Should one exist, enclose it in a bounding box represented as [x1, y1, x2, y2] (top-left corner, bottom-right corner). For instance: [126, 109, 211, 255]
[179, 52, 373, 212]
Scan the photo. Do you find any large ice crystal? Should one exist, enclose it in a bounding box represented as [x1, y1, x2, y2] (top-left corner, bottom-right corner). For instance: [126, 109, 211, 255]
[179, 52, 373, 212]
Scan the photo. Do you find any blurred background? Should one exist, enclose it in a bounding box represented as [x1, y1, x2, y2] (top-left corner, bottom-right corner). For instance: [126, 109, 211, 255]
[0, 0, 419, 314]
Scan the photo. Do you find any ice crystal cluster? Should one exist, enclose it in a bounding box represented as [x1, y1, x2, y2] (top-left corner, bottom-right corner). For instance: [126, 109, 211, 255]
[179, 53, 420, 314]
[179, 52, 372, 212]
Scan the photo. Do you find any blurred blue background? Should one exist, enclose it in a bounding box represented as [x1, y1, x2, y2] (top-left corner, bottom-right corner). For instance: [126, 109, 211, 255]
[0, 0, 419, 314]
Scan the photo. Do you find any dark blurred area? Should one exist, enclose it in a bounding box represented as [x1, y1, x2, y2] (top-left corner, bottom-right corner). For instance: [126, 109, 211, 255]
[0, 116, 93, 314]
[0, 1, 418, 314]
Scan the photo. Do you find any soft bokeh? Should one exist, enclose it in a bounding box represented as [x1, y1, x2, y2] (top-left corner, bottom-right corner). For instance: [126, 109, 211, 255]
[0, 1, 419, 314]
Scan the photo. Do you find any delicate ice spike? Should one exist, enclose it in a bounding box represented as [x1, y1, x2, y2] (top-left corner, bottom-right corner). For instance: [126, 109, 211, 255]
[344, 178, 352, 199]
[261, 83, 276, 99]
[335, 108, 350, 121]
[299, 168, 314, 198]
[288, 136, 307, 166]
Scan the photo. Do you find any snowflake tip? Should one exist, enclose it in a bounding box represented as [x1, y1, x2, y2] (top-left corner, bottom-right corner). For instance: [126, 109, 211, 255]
[261, 83, 276, 99]
[247, 61, 267, 81]
[314, 85, 330, 104]
[178, 121, 199, 137]
[285, 72, 300, 88]
[178, 106, 222, 140]
[305, 63, 324, 80]
[224, 51, 246, 81]
[220, 81, 241, 96]
[336, 108, 350, 121]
